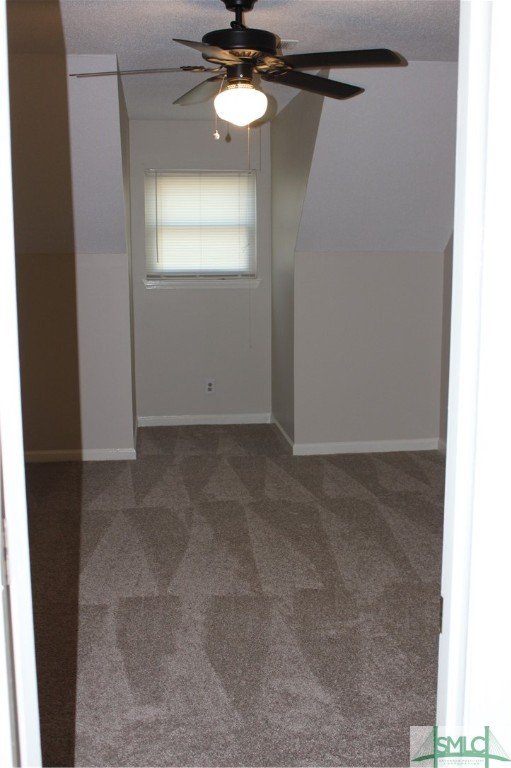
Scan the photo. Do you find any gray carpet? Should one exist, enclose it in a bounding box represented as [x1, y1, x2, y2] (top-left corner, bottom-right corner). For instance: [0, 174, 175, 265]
[26, 425, 445, 767]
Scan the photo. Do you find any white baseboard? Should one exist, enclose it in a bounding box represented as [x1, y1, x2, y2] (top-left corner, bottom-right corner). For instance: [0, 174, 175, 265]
[292, 437, 441, 456]
[137, 413, 272, 427]
[271, 417, 294, 448]
[271, 415, 439, 456]
[438, 438, 447, 454]
[25, 447, 137, 463]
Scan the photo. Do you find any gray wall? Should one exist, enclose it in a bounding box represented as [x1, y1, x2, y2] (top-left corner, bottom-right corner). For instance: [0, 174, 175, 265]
[129, 120, 271, 422]
[118, 78, 138, 441]
[9, 50, 456, 453]
[10, 52, 135, 456]
[294, 250, 444, 446]
[66, 55, 128, 254]
[290, 61, 457, 449]
[270, 90, 324, 440]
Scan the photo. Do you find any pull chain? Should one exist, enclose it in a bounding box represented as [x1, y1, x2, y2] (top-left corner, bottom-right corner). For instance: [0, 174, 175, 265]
[247, 286, 253, 351]
[247, 125, 252, 349]
[213, 76, 226, 140]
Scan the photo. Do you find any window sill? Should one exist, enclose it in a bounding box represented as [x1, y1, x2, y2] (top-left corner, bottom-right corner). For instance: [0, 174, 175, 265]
[143, 277, 261, 290]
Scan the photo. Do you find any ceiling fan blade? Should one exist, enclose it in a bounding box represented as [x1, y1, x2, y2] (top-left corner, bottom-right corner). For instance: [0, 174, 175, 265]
[69, 65, 218, 78]
[263, 70, 364, 100]
[173, 38, 240, 64]
[281, 48, 407, 70]
[173, 75, 224, 106]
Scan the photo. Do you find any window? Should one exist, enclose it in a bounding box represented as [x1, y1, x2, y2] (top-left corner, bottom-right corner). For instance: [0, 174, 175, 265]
[145, 170, 257, 279]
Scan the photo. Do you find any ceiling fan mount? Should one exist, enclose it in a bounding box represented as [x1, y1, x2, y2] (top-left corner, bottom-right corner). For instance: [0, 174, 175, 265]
[220, 0, 258, 10]
[205, 0, 274, 60]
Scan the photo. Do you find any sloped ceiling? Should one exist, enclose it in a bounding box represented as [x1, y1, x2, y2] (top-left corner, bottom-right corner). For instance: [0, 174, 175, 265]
[7, 0, 459, 119]
[296, 61, 458, 253]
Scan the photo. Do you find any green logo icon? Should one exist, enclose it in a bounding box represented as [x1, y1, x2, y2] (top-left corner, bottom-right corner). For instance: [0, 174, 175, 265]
[412, 726, 511, 768]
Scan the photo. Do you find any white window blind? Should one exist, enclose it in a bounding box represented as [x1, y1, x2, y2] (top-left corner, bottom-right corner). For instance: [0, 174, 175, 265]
[145, 170, 257, 278]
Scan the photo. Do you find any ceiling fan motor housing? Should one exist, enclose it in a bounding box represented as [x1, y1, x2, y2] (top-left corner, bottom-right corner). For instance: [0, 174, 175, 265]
[202, 28, 279, 57]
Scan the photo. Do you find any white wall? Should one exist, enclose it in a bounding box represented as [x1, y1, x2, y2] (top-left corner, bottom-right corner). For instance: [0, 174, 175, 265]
[130, 120, 271, 423]
[9, 52, 456, 453]
[10, 53, 135, 458]
[270, 89, 324, 440]
[294, 250, 444, 448]
[289, 61, 458, 451]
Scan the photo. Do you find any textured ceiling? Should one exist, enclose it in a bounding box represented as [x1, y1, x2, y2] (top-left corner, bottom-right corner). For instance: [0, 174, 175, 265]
[8, 0, 459, 120]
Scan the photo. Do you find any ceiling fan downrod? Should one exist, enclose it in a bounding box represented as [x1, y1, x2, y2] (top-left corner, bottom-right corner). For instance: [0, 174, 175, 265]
[220, 0, 258, 28]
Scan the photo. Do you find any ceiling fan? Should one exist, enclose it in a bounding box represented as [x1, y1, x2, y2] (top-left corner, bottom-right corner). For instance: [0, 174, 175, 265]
[70, 0, 408, 127]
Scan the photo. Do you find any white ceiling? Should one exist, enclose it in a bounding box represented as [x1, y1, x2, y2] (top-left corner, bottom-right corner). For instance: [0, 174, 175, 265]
[8, 0, 459, 120]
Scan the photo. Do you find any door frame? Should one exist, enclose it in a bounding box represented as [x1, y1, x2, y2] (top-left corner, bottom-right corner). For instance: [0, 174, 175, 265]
[0, 1, 42, 764]
[437, 0, 511, 725]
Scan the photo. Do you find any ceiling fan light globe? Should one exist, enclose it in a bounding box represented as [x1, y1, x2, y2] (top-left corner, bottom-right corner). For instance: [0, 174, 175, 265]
[214, 83, 268, 127]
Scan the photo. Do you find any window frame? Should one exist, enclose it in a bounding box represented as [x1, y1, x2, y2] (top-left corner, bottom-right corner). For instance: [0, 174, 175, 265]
[144, 169, 258, 284]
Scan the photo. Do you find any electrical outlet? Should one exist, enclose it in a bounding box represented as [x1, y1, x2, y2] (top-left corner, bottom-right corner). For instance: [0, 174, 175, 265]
[205, 378, 215, 395]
